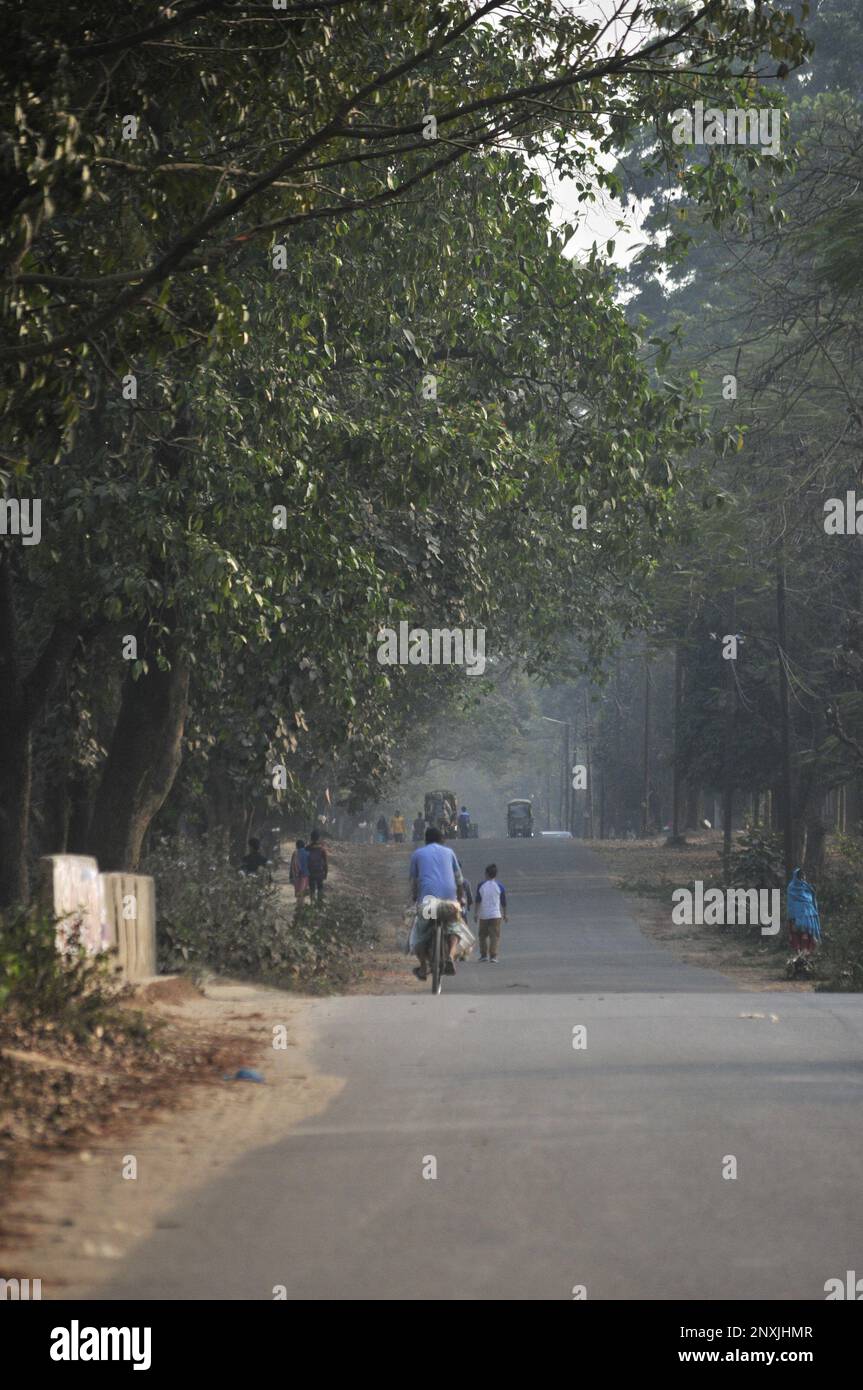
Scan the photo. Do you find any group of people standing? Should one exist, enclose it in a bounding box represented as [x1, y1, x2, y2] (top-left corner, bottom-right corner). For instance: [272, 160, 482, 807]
[241, 829, 329, 903]
[376, 805, 473, 844]
[287, 829, 329, 903]
[377, 812, 409, 843]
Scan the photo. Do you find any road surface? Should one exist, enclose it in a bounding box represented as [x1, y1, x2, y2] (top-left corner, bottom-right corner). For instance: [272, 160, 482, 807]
[101, 838, 863, 1300]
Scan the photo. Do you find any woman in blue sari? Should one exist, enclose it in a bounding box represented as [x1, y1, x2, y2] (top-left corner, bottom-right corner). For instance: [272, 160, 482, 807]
[786, 867, 821, 953]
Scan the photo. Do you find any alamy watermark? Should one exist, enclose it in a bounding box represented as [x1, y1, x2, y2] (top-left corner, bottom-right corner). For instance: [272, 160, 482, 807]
[50, 1321, 151, 1371]
[1, 1277, 42, 1299]
[671, 100, 780, 156]
[0, 497, 41, 545]
[824, 492, 863, 534]
[672, 881, 780, 936]
[824, 1271, 863, 1299]
[376, 622, 486, 676]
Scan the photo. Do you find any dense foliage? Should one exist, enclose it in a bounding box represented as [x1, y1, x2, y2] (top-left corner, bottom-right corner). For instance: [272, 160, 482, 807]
[146, 835, 376, 991]
[0, 909, 135, 1039]
[0, 2, 811, 912]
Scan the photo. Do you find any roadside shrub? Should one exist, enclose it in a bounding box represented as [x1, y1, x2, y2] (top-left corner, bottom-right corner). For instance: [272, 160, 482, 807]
[0, 909, 135, 1042]
[813, 835, 863, 991]
[725, 826, 784, 890]
[143, 834, 377, 992]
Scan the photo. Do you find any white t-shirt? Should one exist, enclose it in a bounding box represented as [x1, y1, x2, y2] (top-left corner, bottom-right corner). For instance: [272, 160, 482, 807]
[476, 878, 505, 919]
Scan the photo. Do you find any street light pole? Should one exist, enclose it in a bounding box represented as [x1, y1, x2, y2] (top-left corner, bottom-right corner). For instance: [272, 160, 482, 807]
[540, 716, 573, 834]
[564, 720, 571, 833]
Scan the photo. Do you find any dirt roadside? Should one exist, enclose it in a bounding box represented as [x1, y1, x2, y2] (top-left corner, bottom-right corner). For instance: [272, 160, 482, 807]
[588, 833, 814, 992]
[0, 840, 418, 1297]
[0, 977, 343, 1298]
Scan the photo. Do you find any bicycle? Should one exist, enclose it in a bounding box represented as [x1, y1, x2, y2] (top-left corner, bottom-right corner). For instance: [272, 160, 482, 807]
[430, 915, 447, 995]
[415, 896, 458, 995]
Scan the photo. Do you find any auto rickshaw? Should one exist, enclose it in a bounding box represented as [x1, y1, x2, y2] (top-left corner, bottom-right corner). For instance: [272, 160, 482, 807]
[507, 798, 533, 838]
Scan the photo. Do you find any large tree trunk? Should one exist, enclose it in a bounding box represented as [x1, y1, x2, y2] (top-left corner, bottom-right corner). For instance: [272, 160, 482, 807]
[66, 769, 94, 854]
[846, 777, 863, 836]
[0, 553, 80, 909]
[0, 711, 32, 908]
[803, 811, 827, 883]
[205, 747, 234, 852]
[87, 631, 190, 872]
[38, 742, 72, 857]
[87, 401, 197, 871]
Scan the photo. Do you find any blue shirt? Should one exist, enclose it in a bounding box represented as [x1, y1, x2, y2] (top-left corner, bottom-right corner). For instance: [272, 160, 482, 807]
[409, 843, 463, 901]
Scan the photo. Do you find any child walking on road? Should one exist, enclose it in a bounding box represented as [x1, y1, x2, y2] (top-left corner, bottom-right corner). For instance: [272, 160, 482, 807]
[474, 863, 508, 963]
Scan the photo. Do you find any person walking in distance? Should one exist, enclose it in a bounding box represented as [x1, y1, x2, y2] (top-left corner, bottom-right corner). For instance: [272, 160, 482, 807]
[240, 837, 268, 875]
[390, 810, 406, 844]
[307, 828, 329, 902]
[288, 838, 309, 902]
[474, 863, 508, 963]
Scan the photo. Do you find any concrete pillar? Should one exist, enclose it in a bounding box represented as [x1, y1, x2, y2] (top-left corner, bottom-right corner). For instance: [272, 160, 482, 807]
[38, 854, 109, 954]
[100, 873, 157, 981]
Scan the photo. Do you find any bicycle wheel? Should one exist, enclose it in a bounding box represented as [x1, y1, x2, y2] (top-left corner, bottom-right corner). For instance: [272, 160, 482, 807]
[431, 922, 443, 995]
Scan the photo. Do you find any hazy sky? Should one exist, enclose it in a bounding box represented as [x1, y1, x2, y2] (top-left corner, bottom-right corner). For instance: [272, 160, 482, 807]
[519, 1, 655, 264]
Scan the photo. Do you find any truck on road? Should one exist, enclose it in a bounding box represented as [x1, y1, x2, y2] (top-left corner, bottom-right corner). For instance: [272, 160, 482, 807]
[424, 790, 458, 838]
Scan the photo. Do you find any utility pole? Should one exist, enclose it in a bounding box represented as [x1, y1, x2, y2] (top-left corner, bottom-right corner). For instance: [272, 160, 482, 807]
[541, 716, 573, 834]
[776, 561, 795, 879]
[722, 594, 737, 880]
[564, 719, 572, 834]
[584, 687, 594, 840]
[671, 642, 684, 843]
[641, 654, 651, 837]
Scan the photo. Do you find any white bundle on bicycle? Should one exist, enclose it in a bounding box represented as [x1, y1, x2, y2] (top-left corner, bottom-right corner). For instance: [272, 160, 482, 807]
[406, 895, 477, 957]
[421, 894, 447, 921]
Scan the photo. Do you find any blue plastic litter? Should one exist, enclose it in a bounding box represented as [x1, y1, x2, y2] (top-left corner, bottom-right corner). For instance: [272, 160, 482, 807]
[224, 1067, 265, 1083]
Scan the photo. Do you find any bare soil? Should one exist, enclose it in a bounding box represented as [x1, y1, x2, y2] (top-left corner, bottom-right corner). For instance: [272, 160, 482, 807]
[0, 979, 340, 1297]
[588, 832, 813, 992]
[0, 839, 416, 1293]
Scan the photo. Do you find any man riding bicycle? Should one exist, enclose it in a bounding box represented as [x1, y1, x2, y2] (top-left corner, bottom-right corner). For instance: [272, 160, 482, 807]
[408, 826, 472, 980]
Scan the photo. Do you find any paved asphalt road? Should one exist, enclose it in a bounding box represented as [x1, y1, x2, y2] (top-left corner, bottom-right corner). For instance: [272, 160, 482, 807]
[103, 837, 863, 1300]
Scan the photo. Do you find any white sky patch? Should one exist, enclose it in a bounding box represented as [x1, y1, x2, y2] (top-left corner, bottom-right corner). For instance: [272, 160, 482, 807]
[542, 150, 651, 268]
[516, 0, 662, 266]
[481, 0, 705, 287]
